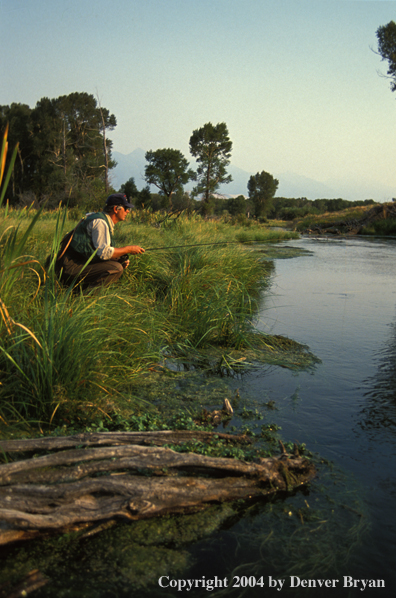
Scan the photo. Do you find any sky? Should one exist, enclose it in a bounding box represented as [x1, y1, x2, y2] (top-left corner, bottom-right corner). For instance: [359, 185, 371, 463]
[1, 0, 396, 200]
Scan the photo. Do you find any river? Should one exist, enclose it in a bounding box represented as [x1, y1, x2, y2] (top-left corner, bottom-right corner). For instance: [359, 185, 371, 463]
[176, 236, 396, 598]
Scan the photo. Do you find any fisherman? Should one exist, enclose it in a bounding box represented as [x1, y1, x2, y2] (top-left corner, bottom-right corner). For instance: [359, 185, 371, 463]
[56, 193, 145, 287]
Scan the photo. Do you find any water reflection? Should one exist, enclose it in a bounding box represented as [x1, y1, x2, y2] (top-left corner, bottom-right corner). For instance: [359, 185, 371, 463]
[359, 322, 396, 440]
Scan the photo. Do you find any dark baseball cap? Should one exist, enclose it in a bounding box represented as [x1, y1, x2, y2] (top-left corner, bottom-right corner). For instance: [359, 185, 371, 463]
[105, 193, 134, 209]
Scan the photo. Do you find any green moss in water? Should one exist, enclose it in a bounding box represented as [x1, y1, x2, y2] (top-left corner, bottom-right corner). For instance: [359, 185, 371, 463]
[0, 504, 238, 597]
[128, 369, 232, 413]
[253, 245, 313, 260]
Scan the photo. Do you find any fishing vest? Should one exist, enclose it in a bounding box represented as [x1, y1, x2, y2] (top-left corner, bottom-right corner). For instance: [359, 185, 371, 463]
[70, 212, 114, 259]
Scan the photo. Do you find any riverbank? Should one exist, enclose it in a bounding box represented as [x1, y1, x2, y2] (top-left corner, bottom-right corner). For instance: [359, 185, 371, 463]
[0, 209, 312, 435]
[293, 202, 396, 236]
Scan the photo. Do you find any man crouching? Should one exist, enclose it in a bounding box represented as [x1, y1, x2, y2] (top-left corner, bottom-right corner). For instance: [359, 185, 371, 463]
[56, 193, 145, 288]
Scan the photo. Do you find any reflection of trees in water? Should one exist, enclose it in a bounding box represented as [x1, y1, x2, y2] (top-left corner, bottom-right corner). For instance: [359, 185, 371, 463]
[359, 322, 396, 438]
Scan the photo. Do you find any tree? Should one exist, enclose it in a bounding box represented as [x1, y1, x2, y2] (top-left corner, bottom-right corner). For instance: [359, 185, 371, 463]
[30, 96, 67, 198]
[96, 93, 117, 193]
[135, 185, 152, 209]
[189, 122, 232, 204]
[0, 92, 117, 206]
[119, 177, 139, 201]
[376, 21, 396, 92]
[227, 195, 247, 216]
[54, 92, 116, 192]
[171, 191, 198, 213]
[144, 148, 195, 211]
[248, 171, 279, 219]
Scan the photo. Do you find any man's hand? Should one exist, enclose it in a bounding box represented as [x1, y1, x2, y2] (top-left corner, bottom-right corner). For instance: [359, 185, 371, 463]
[112, 245, 145, 259]
[118, 254, 130, 269]
[129, 246, 145, 255]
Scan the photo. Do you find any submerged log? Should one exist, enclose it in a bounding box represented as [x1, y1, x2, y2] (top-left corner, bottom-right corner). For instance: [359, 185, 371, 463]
[0, 431, 315, 545]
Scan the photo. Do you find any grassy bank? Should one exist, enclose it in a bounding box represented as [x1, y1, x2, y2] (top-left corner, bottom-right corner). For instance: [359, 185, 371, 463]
[360, 217, 396, 236]
[293, 203, 396, 236]
[292, 205, 372, 232]
[0, 208, 313, 433]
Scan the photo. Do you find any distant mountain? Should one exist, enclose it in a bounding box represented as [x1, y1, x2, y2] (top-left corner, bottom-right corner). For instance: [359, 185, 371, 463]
[110, 149, 393, 202]
[277, 172, 394, 202]
[110, 149, 147, 191]
[276, 172, 337, 200]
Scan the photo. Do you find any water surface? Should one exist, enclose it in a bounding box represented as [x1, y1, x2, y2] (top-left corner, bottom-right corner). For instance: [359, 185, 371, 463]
[234, 236, 396, 596]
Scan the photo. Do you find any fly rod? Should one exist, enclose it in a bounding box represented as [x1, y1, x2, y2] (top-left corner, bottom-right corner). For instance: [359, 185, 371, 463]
[144, 240, 265, 252]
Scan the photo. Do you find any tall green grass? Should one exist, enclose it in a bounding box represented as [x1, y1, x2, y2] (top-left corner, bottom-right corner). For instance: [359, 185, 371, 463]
[0, 289, 165, 426]
[0, 207, 305, 430]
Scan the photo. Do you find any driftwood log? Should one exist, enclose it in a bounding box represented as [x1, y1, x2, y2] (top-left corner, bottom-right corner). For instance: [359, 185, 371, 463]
[0, 431, 315, 546]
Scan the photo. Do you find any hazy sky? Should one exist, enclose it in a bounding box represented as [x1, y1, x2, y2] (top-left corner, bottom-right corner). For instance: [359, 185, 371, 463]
[1, 0, 396, 200]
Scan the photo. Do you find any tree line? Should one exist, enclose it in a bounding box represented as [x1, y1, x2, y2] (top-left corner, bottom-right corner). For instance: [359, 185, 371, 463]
[0, 92, 381, 220]
[118, 124, 280, 218]
[0, 95, 279, 217]
[0, 92, 116, 208]
[3, 12, 395, 222]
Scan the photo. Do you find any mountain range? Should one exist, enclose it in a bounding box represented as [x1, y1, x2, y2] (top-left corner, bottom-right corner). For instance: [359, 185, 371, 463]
[110, 149, 393, 202]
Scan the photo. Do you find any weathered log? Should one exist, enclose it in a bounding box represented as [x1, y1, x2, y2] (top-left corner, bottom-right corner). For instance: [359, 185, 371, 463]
[0, 444, 277, 484]
[0, 429, 250, 453]
[0, 432, 315, 546]
[0, 457, 314, 529]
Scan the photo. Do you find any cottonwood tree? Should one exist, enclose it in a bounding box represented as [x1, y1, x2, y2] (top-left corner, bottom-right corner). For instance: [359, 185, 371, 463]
[96, 93, 117, 193]
[144, 148, 195, 210]
[376, 21, 396, 92]
[189, 122, 232, 205]
[55, 92, 116, 192]
[119, 177, 139, 201]
[227, 195, 247, 216]
[248, 171, 279, 219]
[0, 92, 116, 205]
